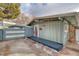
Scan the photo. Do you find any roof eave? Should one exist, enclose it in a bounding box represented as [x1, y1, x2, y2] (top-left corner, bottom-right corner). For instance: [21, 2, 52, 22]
[33, 12, 78, 20]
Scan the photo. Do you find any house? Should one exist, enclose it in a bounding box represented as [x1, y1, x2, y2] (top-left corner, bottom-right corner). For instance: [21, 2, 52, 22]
[29, 3, 79, 46]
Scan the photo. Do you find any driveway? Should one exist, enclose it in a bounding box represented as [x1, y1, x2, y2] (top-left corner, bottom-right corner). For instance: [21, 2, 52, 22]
[0, 38, 78, 56]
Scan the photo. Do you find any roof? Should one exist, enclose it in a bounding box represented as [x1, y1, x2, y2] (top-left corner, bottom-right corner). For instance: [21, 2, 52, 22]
[30, 3, 79, 19]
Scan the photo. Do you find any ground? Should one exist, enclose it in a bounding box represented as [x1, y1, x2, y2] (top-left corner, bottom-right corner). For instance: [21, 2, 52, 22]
[0, 38, 79, 56]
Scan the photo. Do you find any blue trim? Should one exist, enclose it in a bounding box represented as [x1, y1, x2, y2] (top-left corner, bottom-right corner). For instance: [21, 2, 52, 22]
[28, 36, 63, 51]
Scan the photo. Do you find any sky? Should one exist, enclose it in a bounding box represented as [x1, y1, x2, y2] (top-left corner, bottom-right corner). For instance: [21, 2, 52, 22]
[20, 3, 31, 14]
[20, 3, 47, 15]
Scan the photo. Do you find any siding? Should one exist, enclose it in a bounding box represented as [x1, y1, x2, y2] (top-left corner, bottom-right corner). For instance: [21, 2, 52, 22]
[76, 29, 79, 43]
[39, 21, 64, 44]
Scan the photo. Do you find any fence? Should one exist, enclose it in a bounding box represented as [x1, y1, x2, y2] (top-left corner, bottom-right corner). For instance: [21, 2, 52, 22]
[0, 26, 33, 40]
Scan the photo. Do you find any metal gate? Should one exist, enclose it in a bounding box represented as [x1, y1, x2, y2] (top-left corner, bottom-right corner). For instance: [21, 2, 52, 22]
[3, 27, 25, 40]
[0, 26, 33, 40]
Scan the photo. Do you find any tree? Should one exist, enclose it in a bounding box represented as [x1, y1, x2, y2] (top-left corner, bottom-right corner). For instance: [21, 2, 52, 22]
[0, 3, 20, 20]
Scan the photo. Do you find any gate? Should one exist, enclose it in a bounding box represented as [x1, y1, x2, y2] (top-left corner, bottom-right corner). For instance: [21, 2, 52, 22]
[0, 26, 33, 40]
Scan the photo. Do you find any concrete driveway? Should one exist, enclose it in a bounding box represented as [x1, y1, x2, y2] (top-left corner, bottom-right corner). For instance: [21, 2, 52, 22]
[0, 38, 78, 56]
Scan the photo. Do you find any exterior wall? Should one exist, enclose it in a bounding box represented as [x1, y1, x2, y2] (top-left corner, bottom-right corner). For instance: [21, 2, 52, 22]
[63, 21, 69, 44]
[33, 24, 40, 37]
[32, 16, 78, 44]
[33, 21, 67, 44]
[75, 14, 79, 43]
[68, 24, 76, 43]
[66, 16, 78, 43]
[76, 29, 79, 43]
[39, 22, 50, 40]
